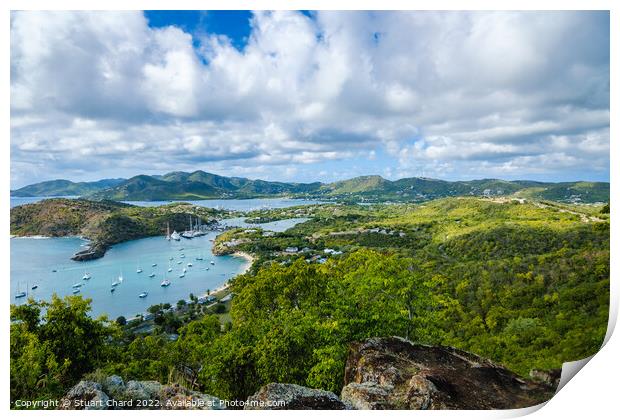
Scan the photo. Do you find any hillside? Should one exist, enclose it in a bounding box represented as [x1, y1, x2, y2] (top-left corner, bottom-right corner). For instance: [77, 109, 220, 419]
[10, 178, 125, 197]
[10, 198, 227, 259]
[12, 170, 610, 203]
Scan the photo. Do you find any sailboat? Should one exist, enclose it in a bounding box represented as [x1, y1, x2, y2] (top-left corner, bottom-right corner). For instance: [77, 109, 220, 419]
[118, 270, 124, 283]
[136, 262, 143, 273]
[167, 263, 172, 272]
[161, 276, 171, 287]
[166, 222, 171, 241]
[171, 230, 181, 241]
[15, 281, 26, 299]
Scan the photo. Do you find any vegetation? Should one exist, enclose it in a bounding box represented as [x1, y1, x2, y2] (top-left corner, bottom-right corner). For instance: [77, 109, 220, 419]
[10, 178, 125, 197]
[9, 197, 609, 407]
[10, 199, 233, 259]
[12, 170, 610, 203]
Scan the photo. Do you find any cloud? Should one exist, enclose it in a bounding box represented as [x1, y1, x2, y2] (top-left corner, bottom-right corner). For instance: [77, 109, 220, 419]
[10, 10, 609, 187]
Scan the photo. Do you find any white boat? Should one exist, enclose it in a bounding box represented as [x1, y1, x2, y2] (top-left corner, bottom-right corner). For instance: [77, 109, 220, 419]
[183, 267, 187, 273]
[187, 262, 193, 267]
[149, 273, 156, 278]
[210, 261, 215, 265]
[205, 267, 209, 271]
[177, 261, 182, 265]
[180, 254, 185, 258]
[179, 273, 185, 278]
[171, 231, 181, 241]
[15, 281, 26, 299]
[167, 266, 172, 272]
[112, 279, 120, 287]
[138, 292, 148, 298]
[151, 263, 157, 267]
[82, 272, 91, 280]
[118, 271, 124, 282]
[72, 289, 80, 294]
[72, 283, 82, 288]
[161, 279, 171, 287]
[136, 263, 143, 273]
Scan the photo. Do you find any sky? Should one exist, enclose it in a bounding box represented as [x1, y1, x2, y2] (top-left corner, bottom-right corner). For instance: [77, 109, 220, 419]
[10, 10, 610, 188]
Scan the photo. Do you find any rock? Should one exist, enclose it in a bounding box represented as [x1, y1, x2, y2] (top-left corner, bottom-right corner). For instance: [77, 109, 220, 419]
[245, 383, 346, 410]
[59, 380, 109, 410]
[529, 369, 561, 389]
[60, 376, 223, 410]
[160, 384, 225, 410]
[71, 243, 107, 261]
[101, 375, 125, 399]
[123, 380, 162, 401]
[341, 337, 555, 410]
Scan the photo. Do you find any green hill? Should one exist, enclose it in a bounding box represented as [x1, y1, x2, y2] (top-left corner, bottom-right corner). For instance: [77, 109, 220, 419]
[10, 178, 125, 197]
[13, 171, 610, 203]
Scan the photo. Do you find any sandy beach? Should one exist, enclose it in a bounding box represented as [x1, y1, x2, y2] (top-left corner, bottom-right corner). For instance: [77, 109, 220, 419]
[203, 251, 254, 298]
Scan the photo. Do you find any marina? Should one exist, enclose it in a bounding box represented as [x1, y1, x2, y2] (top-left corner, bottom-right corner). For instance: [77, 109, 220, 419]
[10, 215, 307, 319]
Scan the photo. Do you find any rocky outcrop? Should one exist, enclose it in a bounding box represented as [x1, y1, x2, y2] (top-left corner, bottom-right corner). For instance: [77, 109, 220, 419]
[245, 383, 347, 410]
[59, 376, 224, 410]
[341, 337, 556, 410]
[71, 242, 108, 261]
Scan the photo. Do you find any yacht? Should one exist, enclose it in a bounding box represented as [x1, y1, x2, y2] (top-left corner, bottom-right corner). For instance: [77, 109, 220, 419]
[82, 272, 91, 280]
[138, 291, 148, 298]
[161, 279, 171, 287]
[149, 273, 156, 278]
[170, 231, 181, 241]
[210, 261, 215, 265]
[187, 262, 193, 267]
[15, 282, 26, 299]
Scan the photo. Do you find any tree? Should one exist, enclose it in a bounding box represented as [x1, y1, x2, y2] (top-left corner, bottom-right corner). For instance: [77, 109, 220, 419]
[116, 315, 127, 326]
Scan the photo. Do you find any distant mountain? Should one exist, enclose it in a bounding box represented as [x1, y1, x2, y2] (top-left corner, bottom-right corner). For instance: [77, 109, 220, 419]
[10, 178, 125, 197]
[12, 171, 610, 204]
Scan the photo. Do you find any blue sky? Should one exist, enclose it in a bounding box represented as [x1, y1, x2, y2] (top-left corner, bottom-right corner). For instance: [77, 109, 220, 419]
[10, 11, 610, 188]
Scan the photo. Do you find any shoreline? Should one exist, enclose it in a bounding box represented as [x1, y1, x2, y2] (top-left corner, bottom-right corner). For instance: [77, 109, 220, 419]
[202, 251, 254, 299]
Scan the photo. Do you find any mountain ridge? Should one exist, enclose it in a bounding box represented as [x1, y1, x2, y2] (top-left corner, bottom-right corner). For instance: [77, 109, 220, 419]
[11, 171, 610, 203]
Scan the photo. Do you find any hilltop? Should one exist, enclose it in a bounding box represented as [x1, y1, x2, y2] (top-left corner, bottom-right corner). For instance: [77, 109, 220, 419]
[10, 198, 229, 260]
[11, 171, 610, 203]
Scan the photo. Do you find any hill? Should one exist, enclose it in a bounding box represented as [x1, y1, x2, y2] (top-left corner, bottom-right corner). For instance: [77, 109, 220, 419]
[12, 171, 610, 203]
[10, 178, 125, 197]
[10, 198, 227, 259]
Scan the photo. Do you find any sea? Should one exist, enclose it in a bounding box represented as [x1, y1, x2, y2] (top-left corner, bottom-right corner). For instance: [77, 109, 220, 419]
[10, 197, 316, 318]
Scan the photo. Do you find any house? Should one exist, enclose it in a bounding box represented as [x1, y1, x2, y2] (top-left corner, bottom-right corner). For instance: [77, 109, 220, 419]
[285, 246, 299, 253]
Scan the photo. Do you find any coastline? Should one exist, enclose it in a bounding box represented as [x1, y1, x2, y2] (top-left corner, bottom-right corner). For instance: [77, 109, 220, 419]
[203, 251, 254, 298]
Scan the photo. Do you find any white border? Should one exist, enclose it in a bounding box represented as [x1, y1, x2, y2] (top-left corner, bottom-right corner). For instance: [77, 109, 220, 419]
[2, 2, 617, 419]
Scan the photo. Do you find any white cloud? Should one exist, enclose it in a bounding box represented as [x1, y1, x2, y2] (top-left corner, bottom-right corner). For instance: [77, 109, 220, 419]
[10, 10, 609, 187]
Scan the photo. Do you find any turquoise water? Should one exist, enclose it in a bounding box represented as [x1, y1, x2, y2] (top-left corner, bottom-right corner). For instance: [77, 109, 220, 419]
[10, 196, 325, 210]
[10, 232, 246, 319]
[10, 217, 308, 319]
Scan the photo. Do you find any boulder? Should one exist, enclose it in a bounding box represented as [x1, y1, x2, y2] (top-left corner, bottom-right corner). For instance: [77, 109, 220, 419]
[60, 376, 223, 410]
[245, 383, 346, 410]
[341, 337, 555, 410]
[59, 380, 109, 410]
